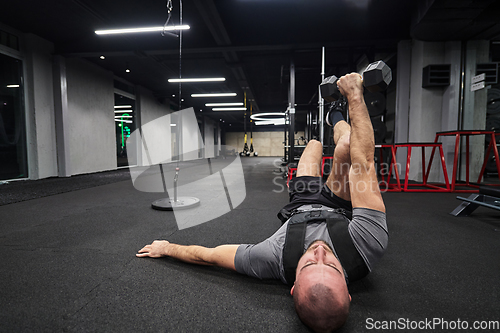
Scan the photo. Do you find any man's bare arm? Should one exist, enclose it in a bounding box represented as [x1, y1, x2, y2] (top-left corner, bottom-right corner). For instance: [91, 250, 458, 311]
[337, 73, 386, 213]
[136, 240, 239, 271]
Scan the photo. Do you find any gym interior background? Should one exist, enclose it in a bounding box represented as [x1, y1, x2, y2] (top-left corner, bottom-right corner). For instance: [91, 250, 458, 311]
[1, 0, 499, 182]
[0, 1, 499, 332]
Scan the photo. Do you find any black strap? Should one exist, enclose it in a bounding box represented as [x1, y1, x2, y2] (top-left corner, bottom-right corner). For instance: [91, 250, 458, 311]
[282, 213, 309, 286]
[277, 206, 352, 224]
[326, 218, 369, 282]
[282, 210, 368, 286]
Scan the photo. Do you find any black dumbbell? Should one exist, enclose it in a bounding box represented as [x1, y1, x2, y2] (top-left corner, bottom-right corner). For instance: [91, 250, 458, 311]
[320, 60, 392, 103]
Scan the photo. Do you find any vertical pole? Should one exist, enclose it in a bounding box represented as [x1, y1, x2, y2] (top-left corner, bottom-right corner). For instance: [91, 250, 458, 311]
[174, 167, 179, 202]
[466, 135, 470, 184]
[288, 59, 296, 164]
[319, 47, 325, 146]
[178, 0, 183, 110]
[177, 0, 183, 160]
[284, 112, 287, 162]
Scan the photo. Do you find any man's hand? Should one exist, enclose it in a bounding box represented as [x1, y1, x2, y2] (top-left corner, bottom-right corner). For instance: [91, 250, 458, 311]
[136, 240, 170, 258]
[337, 73, 364, 100]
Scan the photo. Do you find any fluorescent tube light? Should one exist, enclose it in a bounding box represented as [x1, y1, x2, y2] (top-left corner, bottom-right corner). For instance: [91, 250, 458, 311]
[212, 107, 247, 111]
[114, 110, 133, 113]
[255, 119, 286, 125]
[115, 115, 133, 118]
[96, 25, 190, 35]
[114, 105, 132, 109]
[191, 93, 237, 97]
[7, 85, 19, 88]
[114, 119, 133, 123]
[250, 112, 286, 120]
[168, 78, 225, 83]
[205, 102, 243, 106]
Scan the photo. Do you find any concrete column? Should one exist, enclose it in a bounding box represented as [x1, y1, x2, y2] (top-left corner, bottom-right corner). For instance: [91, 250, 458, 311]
[407, 41, 446, 181]
[440, 41, 462, 182]
[24, 34, 58, 179]
[461, 40, 489, 181]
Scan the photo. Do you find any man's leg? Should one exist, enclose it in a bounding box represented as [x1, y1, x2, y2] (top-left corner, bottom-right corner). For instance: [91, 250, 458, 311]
[296, 139, 323, 177]
[325, 121, 351, 201]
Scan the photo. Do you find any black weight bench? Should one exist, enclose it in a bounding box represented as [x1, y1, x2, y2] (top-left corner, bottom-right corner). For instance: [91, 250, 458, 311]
[451, 186, 500, 216]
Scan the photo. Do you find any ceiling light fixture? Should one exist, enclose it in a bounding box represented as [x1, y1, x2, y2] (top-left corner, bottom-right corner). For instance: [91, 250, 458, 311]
[95, 25, 190, 35]
[6, 85, 20, 88]
[250, 112, 286, 121]
[250, 112, 286, 126]
[114, 105, 132, 109]
[168, 77, 225, 83]
[212, 107, 247, 111]
[205, 102, 243, 107]
[255, 119, 286, 126]
[192, 93, 237, 97]
[100, 55, 105, 60]
[114, 110, 133, 113]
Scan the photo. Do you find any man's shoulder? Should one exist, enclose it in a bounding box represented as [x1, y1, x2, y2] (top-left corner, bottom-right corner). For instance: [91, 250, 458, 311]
[348, 207, 388, 269]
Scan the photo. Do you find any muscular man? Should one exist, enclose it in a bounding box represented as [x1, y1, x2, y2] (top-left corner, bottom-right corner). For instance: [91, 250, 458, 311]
[137, 73, 388, 333]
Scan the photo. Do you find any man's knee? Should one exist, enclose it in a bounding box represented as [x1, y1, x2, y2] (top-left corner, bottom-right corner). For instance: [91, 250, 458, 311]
[307, 139, 322, 149]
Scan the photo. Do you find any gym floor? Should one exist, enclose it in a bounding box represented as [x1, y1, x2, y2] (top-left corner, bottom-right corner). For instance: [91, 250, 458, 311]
[0, 157, 498, 332]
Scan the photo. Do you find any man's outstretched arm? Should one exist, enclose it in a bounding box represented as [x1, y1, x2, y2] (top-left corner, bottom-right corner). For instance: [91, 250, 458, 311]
[137, 240, 240, 271]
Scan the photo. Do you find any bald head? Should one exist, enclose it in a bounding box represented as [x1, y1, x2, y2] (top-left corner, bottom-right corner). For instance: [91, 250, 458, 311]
[291, 240, 351, 332]
[293, 282, 350, 332]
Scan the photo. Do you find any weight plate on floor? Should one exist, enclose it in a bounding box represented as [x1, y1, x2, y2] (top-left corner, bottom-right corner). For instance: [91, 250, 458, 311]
[152, 197, 201, 211]
[485, 149, 498, 174]
[485, 115, 500, 143]
[487, 88, 500, 115]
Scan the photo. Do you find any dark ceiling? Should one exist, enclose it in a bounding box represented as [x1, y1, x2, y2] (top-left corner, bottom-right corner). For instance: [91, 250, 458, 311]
[2, 0, 500, 132]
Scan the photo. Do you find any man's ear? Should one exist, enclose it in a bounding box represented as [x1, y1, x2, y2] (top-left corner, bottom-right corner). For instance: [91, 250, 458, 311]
[290, 285, 295, 296]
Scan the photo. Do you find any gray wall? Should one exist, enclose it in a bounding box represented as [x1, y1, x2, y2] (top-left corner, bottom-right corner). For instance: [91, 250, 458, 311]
[127, 97, 220, 168]
[396, 40, 456, 182]
[204, 117, 216, 158]
[3, 26, 220, 181]
[440, 41, 462, 179]
[181, 107, 202, 161]
[226, 130, 304, 157]
[395, 39, 489, 183]
[65, 58, 116, 175]
[134, 87, 173, 166]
